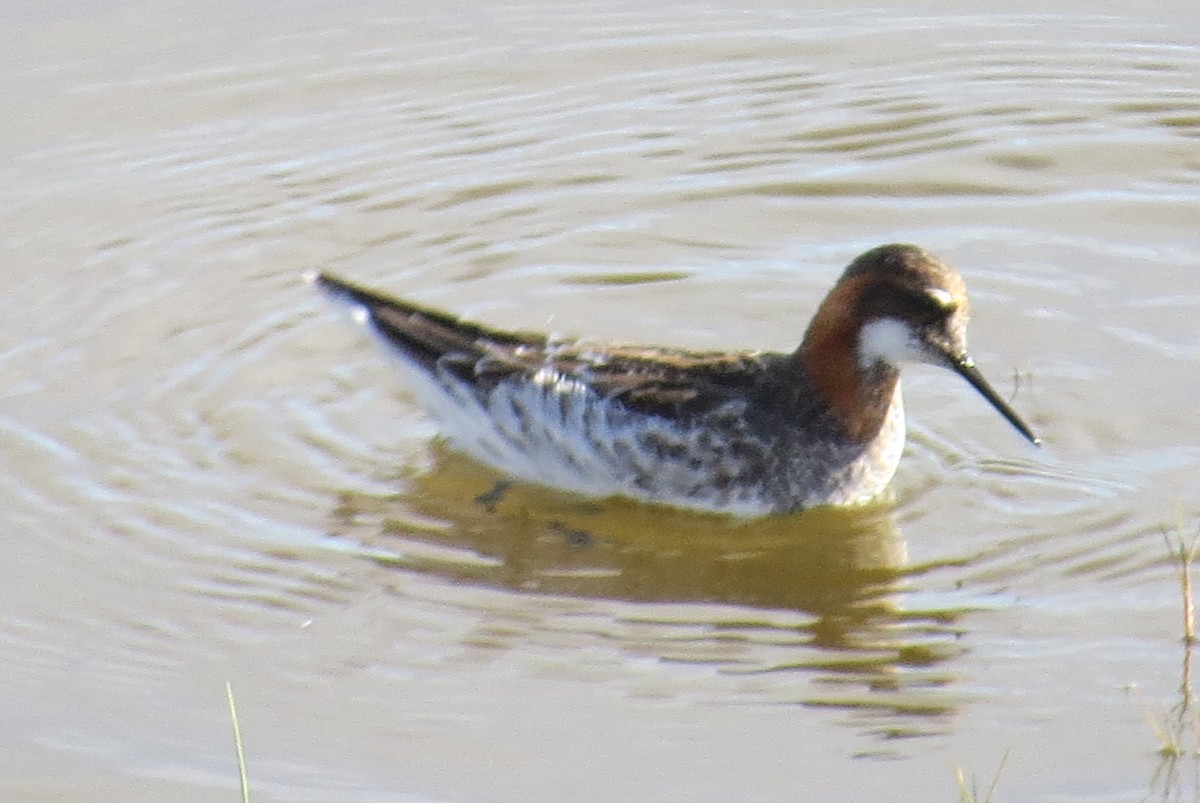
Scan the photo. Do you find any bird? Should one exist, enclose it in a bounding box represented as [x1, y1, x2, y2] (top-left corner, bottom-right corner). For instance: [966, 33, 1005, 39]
[310, 243, 1039, 517]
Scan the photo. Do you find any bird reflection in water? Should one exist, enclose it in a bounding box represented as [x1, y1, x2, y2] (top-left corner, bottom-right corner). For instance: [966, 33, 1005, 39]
[331, 444, 968, 734]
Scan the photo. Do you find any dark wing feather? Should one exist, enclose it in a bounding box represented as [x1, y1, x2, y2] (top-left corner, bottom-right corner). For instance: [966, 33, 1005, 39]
[537, 346, 780, 418]
[314, 272, 547, 374]
[315, 272, 783, 418]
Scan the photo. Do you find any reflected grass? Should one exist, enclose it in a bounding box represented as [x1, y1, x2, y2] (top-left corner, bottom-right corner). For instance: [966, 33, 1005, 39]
[564, 270, 692, 286]
[1144, 514, 1200, 798]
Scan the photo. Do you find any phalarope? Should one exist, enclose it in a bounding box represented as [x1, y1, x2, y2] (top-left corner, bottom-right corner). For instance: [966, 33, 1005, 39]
[312, 244, 1038, 516]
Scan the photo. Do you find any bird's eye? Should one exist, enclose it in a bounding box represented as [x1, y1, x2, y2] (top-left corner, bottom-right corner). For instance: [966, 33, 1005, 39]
[925, 288, 955, 310]
[911, 287, 957, 323]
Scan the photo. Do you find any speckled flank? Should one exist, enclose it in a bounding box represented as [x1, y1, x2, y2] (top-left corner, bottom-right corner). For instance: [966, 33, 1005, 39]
[378, 357, 905, 515]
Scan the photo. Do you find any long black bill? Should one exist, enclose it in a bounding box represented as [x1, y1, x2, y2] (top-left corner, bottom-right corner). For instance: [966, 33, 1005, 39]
[951, 355, 1041, 446]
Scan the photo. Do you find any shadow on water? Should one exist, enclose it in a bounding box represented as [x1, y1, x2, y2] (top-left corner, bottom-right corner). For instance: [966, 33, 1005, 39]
[330, 445, 974, 734]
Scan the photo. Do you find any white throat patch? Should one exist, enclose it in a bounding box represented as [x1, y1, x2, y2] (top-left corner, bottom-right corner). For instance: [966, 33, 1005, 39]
[858, 317, 919, 369]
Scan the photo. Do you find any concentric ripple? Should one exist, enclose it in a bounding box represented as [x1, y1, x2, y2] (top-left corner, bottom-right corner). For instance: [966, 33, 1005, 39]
[2, 3, 1199, 798]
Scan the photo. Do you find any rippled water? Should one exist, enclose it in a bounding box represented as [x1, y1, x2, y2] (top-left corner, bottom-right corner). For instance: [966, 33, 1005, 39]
[3, 1, 1200, 800]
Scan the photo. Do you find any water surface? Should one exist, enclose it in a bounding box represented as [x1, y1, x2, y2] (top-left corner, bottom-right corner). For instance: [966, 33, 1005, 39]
[3, 1, 1200, 800]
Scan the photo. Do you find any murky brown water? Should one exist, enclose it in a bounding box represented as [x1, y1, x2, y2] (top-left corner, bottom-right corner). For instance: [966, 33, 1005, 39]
[3, 1, 1200, 800]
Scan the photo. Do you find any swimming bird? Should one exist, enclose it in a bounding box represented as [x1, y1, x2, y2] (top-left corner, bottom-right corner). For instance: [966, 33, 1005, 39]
[311, 244, 1039, 516]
